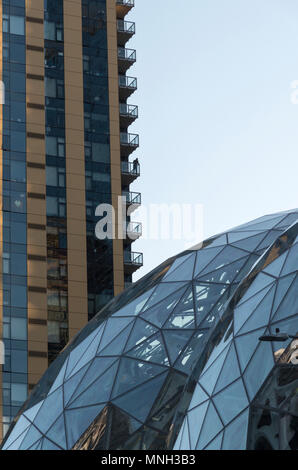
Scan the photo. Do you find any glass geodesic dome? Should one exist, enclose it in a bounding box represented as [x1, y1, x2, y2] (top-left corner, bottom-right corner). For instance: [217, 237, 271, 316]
[2, 209, 298, 450]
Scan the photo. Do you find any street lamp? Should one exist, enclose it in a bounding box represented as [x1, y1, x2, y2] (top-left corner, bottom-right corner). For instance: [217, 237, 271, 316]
[259, 328, 298, 342]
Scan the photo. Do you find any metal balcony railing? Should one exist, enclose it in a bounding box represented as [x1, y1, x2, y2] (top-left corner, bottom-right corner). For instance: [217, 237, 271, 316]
[117, 20, 135, 34]
[119, 75, 137, 91]
[118, 47, 136, 62]
[121, 160, 140, 177]
[120, 132, 139, 147]
[117, 0, 135, 6]
[124, 250, 143, 266]
[126, 221, 142, 238]
[122, 191, 141, 206]
[120, 103, 138, 119]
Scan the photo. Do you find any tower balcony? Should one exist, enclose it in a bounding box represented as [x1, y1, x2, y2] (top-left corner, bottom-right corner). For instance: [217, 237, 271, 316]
[117, 20, 135, 46]
[125, 221, 142, 241]
[124, 250, 143, 273]
[121, 159, 140, 185]
[122, 190, 141, 212]
[116, 0, 135, 20]
[118, 47, 136, 74]
[119, 75, 137, 101]
[120, 103, 138, 127]
[120, 132, 139, 156]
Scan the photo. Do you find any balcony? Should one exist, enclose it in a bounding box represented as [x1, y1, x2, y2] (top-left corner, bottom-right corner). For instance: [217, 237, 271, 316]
[117, 20, 135, 46]
[124, 250, 143, 273]
[116, 0, 134, 20]
[120, 132, 139, 156]
[122, 191, 141, 212]
[121, 159, 140, 185]
[125, 221, 142, 241]
[119, 75, 137, 100]
[120, 103, 138, 127]
[118, 47, 136, 74]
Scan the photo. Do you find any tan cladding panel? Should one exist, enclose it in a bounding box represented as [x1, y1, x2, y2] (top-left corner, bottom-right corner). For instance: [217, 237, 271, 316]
[107, 1, 124, 294]
[64, 0, 88, 339]
[26, 0, 48, 386]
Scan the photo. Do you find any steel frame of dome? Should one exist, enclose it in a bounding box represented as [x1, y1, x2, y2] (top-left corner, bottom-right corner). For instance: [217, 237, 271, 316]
[1, 209, 298, 450]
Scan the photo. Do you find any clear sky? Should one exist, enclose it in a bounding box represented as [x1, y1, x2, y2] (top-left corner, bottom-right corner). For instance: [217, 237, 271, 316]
[127, 0, 298, 280]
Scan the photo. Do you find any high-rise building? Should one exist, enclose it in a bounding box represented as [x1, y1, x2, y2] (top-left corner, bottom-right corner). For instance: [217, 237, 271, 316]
[0, 0, 142, 440]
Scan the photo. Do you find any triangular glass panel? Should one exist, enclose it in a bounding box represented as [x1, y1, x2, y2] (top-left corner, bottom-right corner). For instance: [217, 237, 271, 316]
[142, 282, 190, 312]
[111, 358, 166, 399]
[98, 323, 134, 356]
[112, 372, 168, 422]
[97, 317, 134, 353]
[19, 425, 43, 450]
[204, 431, 223, 450]
[238, 272, 275, 305]
[65, 404, 104, 449]
[239, 286, 276, 335]
[228, 230, 265, 244]
[194, 246, 225, 278]
[235, 327, 267, 371]
[113, 287, 156, 317]
[214, 343, 241, 393]
[230, 232, 267, 253]
[221, 409, 249, 450]
[6, 427, 31, 450]
[34, 387, 64, 434]
[274, 213, 298, 229]
[174, 419, 190, 450]
[67, 361, 119, 408]
[28, 438, 42, 450]
[125, 332, 170, 366]
[263, 251, 288, 277]
[3, 415, 31, 449]
[46, 413, 67, 449]
[65, 324, 104, 379]
[140, 286, 186, 328]
[199, 346, 229, 395]
[243, 341, 275, 401]
[124, 319, 158, 352]
[257, 230, 284, 251]
[213, 378, 248, 425]
[271, 273, 296, 318]
[69, 326, 105, 378]
[41, 438, 61, 450]
[197, 246, 250, 278]
[162, 329, 193, 364]
[234, 285, 273, 334]
[236, 216, 285, 231]
[196, 256, 250, 285]
[49, 361, 67, 394]
[189, 384, 209, 410]
[163, 253, 196, 281]
[281, 244, 298, 276]
[64, 363, 90, 406]
[196, 402, 223, 450]
[24, 400, 44, 423]
[69, 357, 118, 404]
[206, 234, 228, 247]
[185, 401, 209, 449]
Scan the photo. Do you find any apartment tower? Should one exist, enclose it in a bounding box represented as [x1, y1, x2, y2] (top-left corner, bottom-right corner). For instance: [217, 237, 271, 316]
[0, 0, 142, 439]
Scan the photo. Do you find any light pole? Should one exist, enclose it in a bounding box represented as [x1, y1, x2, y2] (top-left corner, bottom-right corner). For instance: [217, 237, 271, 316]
[259, 328, 298, 342]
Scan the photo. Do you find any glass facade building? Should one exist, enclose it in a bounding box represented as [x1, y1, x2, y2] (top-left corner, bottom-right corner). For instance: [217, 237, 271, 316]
[1, 209, 297, 450]
[0, 0, 141, 441]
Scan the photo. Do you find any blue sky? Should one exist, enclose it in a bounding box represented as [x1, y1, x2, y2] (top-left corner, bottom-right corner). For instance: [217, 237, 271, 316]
[127, 0, 298, 279]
